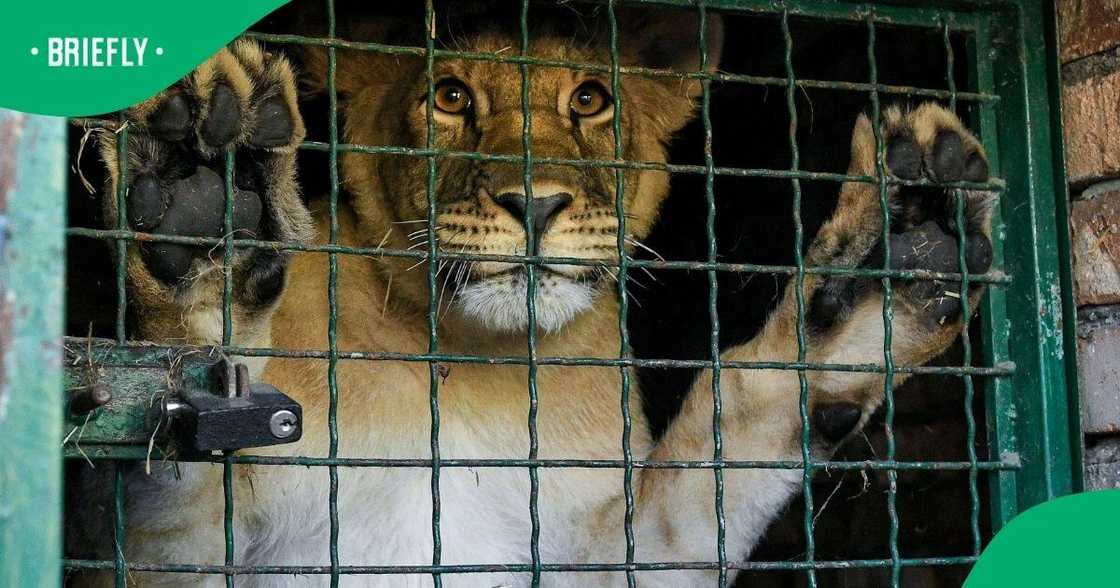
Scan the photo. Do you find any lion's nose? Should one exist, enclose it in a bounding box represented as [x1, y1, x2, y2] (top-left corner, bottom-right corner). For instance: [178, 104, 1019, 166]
[493, 191, 573, 253]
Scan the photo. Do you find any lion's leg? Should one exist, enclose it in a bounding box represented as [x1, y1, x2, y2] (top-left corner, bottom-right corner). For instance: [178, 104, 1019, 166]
[70, 462, 232, 588]
[574, 103, 994, 585]
[97, 39, 311, 352]
[773, 102, 994, 413]
[75, 40, 311, 587]
[124, 462, 232, 587]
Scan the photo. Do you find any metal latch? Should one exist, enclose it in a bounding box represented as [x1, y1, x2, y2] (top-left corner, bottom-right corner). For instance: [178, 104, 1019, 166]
[170, 359, 302, 451]
[62, 339, 302, 457]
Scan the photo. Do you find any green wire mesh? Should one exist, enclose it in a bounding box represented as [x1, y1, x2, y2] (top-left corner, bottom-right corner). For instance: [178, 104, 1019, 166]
[61, 1, 1036, 587]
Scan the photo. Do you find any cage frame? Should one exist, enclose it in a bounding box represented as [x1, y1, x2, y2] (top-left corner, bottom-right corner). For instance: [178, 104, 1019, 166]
[0, 0, 1081, 586]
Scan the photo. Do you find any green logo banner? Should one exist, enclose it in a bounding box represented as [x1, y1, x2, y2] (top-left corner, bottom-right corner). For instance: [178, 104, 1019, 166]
[965, 489, 1120, 586]
[0, 0, 289, 116]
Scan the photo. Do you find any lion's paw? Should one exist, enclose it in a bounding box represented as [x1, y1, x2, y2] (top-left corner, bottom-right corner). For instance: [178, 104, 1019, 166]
[100, 40, 312, 311]
[800, 103, 997, 446]
[809, 102, 995, 333]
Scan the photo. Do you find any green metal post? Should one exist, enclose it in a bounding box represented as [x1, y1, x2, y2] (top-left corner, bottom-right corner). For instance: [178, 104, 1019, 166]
[1038, 0, 1084, 493]
[0, 111, 67, 587]
[984, 0, 1080, 529]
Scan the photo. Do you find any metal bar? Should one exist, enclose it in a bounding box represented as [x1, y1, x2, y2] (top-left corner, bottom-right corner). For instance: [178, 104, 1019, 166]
[516, 2, 544, 585]
[243, 0, 983, 43]
[972, 10, 1020, 533]
[423, 2, 443, 585]
[292, 141, 1008, 189]
[606, 4, 638, 586]
[113, 464, 126, 587]
[222, 455, 236, 587]
[582, 0, 990, 27]
[66, 451, 1020, 471]
[114, 118, 128, 344]
[112, 108, 131, 588]
[326, 0, 342, 585]
[779, 8, 816, 587]
[62, 554, 986, 575]
[987, 0, 1077, 515]
[941, 13, 983, 558]
[865, 10, 901, 587]
[66, 130, 1015, 186]
[64, 228, 1014, 284]
[0, 111, 66, 588]
[76, 119, 1014, 186]
[244, 26, 995, 100]
[61, 336, 1016, 376]
[222, 132, 238, 588]
[1036, 0, 1083, 493]
[699, 3, 728, 585]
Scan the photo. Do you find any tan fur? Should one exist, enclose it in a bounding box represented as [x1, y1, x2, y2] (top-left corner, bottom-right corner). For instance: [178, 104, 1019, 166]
[80, 14, 991, 586]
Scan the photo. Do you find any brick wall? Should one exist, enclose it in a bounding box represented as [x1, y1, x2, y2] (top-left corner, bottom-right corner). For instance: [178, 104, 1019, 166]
[1059, 0, 1120, 489]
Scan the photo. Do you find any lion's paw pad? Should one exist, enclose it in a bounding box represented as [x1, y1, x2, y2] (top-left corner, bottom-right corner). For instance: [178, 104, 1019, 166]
[100, 40, 308, 308]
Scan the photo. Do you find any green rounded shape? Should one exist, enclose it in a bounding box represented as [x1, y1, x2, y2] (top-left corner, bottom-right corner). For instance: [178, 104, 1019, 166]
[0, 0, 289, 116]
[966, 490, 1120, 587]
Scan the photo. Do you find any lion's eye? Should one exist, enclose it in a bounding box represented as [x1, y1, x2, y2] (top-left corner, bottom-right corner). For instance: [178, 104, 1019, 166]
[432, 79, 473, 115]
[569, 82, 612, 118]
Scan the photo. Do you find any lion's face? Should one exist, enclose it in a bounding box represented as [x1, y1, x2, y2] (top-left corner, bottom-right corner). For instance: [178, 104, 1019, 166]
[325, 7, 721, 333]
[384, 35, 651, 333]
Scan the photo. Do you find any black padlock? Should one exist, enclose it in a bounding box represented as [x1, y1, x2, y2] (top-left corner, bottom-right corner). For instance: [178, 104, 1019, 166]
[174, 360, 303, 451]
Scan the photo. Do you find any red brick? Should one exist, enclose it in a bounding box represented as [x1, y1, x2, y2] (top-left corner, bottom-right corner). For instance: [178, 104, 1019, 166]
[1063, 70, 1120, 185]
[1059, 0, 1120, 63]
[1070, 190, 1120, 305]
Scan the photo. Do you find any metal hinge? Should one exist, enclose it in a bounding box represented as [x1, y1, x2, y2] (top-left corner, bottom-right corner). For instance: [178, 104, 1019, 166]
[62, 337, 302, 459]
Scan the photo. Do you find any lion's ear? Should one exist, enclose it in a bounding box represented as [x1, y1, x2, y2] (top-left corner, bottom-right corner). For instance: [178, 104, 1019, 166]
[300, 46, 330, 95]
[301, 46, 384, 97]
[620, 8, 723, 97]
[300, 13, 413, 97]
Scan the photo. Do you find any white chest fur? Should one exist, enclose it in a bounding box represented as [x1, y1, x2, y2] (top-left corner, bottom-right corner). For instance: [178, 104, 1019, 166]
[151, 359, 651, 587]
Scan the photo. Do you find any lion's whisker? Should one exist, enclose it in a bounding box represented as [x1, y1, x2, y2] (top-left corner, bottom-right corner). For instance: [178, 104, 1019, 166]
[638, 266, 662, 285]
[436, 261, 458, 319]
[624, 273, 650, 291]
[408, 225, 445, 239]
[437, 236, 482, 322]
[626, 236, 666, 261]
[446, 261, 474, 318]
[627, 289, 643, 308]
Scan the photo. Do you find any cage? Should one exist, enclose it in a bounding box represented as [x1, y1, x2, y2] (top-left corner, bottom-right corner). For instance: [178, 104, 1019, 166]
[0, 0, 1081, 586]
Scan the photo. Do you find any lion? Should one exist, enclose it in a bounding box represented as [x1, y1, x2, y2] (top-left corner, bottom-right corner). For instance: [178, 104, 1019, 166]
[76, 3, 995, 586]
